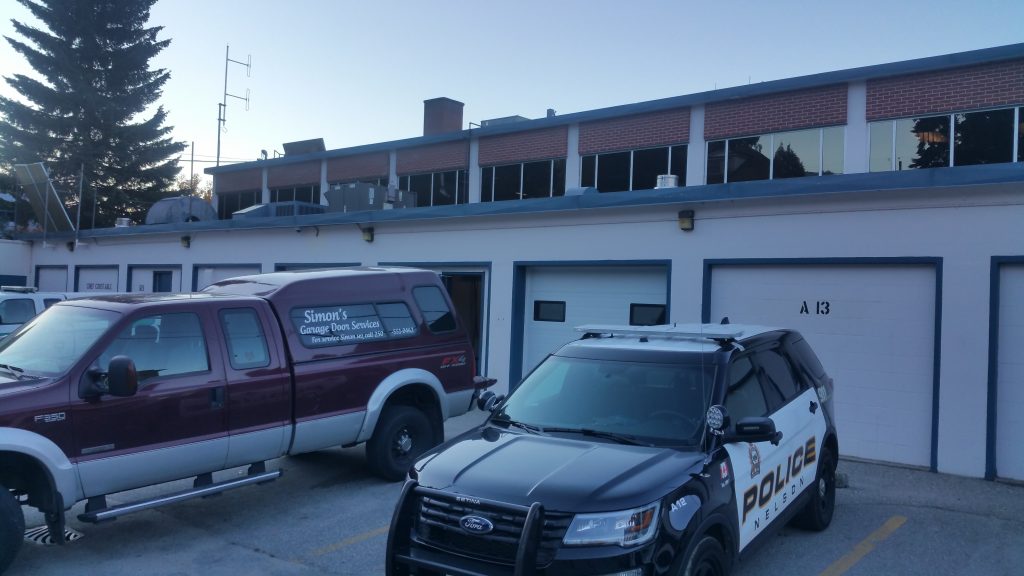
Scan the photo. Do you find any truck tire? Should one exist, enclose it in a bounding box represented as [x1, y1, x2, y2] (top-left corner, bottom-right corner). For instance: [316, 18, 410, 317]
[367, 406, 435, 482]
[0, 487, 25, 574]
[679, 535, 727, 576]
[794, 446, 836, 531]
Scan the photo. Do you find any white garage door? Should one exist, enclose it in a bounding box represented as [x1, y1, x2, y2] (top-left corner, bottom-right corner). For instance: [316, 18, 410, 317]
[77, 267, 119, 292]
[996, 264, 1024, 481]
[194, 265, 261, 290]
[708, 264, 936, 467]
[36, 267, 68, 291]
[523, 266, 668, 375]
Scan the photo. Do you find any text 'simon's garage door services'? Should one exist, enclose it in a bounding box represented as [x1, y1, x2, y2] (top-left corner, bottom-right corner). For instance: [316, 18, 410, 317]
[707, 262, 937, 467]
[522, 265, 668, 376]
[996, 263, 1024, 481]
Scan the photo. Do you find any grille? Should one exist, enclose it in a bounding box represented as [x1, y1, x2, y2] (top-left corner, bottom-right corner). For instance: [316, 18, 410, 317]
[414, 494, 572, 566]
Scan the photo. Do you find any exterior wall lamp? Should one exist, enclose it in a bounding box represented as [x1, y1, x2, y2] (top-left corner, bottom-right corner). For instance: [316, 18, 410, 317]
[358, 225, 374, 243]
[181, 235, 191, 248]
[677, 210, 695, 232]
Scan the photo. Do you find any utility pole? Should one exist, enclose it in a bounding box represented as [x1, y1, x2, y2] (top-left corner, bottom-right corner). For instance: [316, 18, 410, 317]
[215, 45, 251, 167]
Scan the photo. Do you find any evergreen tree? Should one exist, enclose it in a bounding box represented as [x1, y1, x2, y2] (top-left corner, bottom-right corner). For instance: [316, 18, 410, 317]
[0, 0, 186, 229]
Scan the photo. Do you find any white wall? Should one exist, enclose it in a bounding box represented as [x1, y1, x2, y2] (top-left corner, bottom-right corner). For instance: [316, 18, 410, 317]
[24, 182, 1024, 477]
[0, 239, 31, 284]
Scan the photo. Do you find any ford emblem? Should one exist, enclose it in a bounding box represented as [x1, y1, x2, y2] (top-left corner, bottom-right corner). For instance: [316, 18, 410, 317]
[459, 515, 494, 535]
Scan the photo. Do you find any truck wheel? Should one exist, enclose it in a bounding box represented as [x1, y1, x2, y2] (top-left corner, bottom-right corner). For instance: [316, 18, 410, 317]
[680, 535, 727, 576]
[367, 406, 434, 482]
[0, 487, 25, 574]
[794, 446, 836, 531]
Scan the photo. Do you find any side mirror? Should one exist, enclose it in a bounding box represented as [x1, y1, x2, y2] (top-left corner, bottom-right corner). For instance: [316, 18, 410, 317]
[106, 355, 139, 397]
[476, 390, 505, 412]
[727, 416, 783, 446]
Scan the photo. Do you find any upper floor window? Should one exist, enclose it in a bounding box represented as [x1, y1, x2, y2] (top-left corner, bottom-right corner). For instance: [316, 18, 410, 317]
[482, 159, 566, 202]
[706, 126, 843, 184]
[581, 145, 687, 192]
[399, 170, 467, 206]
[270, 185, 320, 204]
[217, 190, 260, 220]
[869, 106, 1022, 171]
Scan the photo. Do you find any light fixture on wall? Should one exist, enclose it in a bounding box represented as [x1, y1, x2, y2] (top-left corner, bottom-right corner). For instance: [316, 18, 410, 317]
[677, 210, 695, 232]
[181, 235, 191, 248]
[357, 224, 374, 243]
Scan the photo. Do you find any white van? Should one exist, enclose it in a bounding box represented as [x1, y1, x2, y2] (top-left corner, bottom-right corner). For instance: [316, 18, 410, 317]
[0, 287, 72, 340]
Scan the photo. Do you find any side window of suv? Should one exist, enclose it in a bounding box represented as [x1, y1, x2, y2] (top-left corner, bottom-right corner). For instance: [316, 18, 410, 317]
[754, 347, 802, 410]
[0, 298, 36, 325]
[725, 355, 768, 421]
[412, 286, 456, 333]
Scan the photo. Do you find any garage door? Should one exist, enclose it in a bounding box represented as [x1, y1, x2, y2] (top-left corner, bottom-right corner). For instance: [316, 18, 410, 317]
[36, 267, 68, 291]
[996, 264, 1024, 481]
[522, 266, 668, 376]
[194, 265, 261, 290]
[708, 263, 936, 467]
[76, 266, 119, 292]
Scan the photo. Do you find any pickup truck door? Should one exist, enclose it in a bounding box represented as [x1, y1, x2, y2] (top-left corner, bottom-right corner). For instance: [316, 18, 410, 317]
[72, 308, 229, 497]
[214, 305, 291, 468]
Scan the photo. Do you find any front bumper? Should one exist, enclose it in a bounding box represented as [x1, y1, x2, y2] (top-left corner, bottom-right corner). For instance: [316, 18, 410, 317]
[386, 481, 660, 576]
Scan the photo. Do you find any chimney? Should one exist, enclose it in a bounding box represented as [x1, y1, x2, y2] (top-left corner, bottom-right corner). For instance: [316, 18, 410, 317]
[423, 97, 464, 136]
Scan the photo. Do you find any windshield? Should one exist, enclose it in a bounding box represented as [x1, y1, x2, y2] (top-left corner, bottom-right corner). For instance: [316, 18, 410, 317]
[498, 355, 717, 446]
[0, 305, 119, 377]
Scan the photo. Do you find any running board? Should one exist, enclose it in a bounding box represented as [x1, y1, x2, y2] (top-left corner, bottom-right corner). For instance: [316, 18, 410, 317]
[77, 469, 282, 523]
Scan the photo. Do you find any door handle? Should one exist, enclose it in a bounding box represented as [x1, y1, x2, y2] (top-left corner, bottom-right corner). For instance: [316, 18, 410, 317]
[809, 400, 818, 414]
[210, 387, 225, 409]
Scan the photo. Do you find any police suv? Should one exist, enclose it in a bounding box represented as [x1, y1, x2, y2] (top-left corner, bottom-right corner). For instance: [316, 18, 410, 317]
[386, 323, 838, 576]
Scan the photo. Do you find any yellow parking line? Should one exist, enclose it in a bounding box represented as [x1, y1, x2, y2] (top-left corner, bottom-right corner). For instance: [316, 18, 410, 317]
[819, 515, 907, 576]
[311, 525, 390, 557]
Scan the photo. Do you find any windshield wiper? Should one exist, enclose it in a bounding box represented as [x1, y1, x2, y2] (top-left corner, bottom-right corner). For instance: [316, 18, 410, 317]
[542, 427, 652, 447]
[489, 414, 545, 435]
[0, 363, 26, 380]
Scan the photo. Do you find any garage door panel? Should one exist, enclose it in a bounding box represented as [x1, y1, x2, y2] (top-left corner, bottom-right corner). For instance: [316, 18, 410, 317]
[709, 264, 935, 467]
[523, 266, 667, 375]
[996, 264, 1024, 481]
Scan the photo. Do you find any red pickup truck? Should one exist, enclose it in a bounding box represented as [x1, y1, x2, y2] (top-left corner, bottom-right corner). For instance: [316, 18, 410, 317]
[0, 267, 492, 573]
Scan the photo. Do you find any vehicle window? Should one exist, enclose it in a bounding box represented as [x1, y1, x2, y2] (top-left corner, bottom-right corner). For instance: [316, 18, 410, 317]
[501, 355, 717, 445]
[100, 313, 209, 382]
[0, 298, 36, 325]
[413, 286, 456, 333]
[0, 306, 117, 376]
[376, 302, 418, 338]
[790, 337, 826, 380]
[725, 355, 768, 420]
[43, 298, 63, 308]
[220, 308, 270, 370]
[755, 348, 801, 407]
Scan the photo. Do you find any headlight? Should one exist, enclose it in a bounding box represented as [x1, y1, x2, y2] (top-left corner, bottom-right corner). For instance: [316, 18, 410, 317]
[563, 502, 660, 547]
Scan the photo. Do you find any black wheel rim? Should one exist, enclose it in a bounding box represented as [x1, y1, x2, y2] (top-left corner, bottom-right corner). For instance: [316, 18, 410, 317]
[693, 555, 723, 576]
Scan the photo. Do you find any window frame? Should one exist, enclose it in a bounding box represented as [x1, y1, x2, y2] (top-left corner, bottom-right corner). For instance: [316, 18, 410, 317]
[580, 144, 688, 192]
[705, 126, 844, 184]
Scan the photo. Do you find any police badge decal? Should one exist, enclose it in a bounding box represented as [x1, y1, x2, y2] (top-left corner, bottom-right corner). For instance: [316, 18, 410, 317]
[748, 443, 761, 478]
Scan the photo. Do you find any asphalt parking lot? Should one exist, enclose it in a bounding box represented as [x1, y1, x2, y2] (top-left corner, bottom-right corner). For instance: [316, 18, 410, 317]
[10, 409, 1024, 575]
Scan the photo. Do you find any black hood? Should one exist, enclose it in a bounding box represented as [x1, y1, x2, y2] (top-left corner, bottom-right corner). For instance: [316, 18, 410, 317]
[413, 425, 706, 513]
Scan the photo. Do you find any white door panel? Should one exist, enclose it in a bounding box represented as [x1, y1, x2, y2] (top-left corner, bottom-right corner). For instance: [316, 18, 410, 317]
[709, 264, 935, 467]
[523, 266, 667, 376]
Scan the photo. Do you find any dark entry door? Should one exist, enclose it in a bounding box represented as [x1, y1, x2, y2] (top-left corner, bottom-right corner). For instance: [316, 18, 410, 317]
[441, 273, 483, 372]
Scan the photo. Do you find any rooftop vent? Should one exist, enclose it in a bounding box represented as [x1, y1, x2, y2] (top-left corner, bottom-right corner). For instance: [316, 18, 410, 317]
[481, 115, 529, 127]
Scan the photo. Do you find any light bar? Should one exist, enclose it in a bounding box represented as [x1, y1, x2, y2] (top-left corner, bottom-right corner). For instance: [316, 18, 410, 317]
[575, 324, 743, 340]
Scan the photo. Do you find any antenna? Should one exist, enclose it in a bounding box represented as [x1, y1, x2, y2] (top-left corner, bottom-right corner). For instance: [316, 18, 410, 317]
[215, 45, 252, 167]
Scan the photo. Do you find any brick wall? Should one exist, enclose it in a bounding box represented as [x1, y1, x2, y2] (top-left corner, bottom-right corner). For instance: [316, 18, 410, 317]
[479, 127, 567, 166]
[326, 152, 389, 181]
[215, 168, 262, 193]
[268, 160, 320, 188]
[579, 108, 690, 155]
[705, 84, 847, 140]
[397, 141, 468, 174]
[867, 59, 1024, 120]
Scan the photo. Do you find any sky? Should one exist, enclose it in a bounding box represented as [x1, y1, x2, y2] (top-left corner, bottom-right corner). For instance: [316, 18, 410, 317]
[1, 0, 1023, 182]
